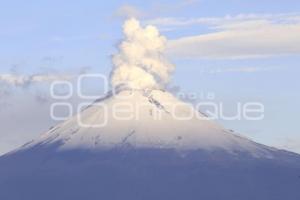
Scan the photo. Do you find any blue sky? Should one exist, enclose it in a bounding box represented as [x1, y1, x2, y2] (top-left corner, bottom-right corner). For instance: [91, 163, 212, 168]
[0, 0, 300, 154]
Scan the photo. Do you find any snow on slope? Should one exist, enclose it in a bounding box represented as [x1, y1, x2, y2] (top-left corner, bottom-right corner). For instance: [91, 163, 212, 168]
[20, 89, 272, 157]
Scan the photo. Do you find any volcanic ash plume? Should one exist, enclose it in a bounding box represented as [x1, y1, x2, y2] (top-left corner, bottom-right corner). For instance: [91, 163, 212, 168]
[110, 18, 174, 90]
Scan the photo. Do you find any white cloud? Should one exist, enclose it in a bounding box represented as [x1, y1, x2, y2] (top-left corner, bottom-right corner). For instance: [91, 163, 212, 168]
[146, 13, 300, 59]
[167, 24, 300, 59]
[147, 13, 300, 28]
[114, 1, 201, 20]
[151, 0, 201, 15]
[204, 66, 280, 74]
[114, 5, 144, 18]
[0, 74, 74, 87]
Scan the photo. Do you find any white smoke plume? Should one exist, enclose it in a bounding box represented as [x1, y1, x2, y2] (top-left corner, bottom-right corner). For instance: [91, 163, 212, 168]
[110, 18, 174, 90]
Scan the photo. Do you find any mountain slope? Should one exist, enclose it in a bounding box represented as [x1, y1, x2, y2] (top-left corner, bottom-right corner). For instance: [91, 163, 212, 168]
[1, 144, 300, 200]
[20, 89, 273, 156]
[1, 89, 300, 200]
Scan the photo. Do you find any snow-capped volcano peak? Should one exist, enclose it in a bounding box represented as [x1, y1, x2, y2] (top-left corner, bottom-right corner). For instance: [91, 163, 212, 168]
[22, 89, 271, 157]
[17, 19, 273, 157]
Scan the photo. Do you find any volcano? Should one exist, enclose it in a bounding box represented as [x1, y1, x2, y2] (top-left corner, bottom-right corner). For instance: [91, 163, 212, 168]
[1, 89, 300, 200]
[1, 18, 300, 200]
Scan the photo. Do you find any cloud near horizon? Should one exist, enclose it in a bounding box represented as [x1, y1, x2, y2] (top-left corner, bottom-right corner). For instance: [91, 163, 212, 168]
[0, 74, 75, 87]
